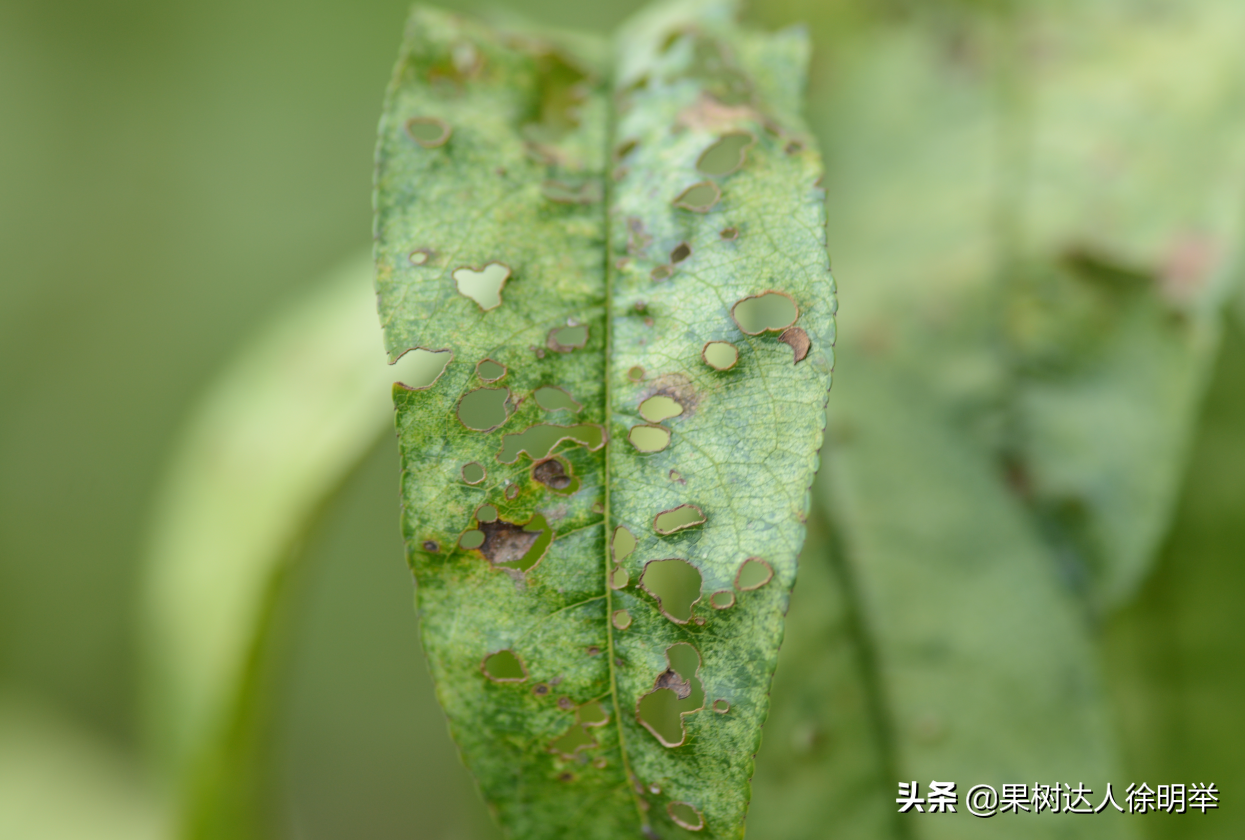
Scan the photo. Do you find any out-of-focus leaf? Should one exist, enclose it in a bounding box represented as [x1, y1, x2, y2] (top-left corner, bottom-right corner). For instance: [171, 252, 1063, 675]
[1104, 319, 1245, 840]
[0, 690, 166, 840]
[372, 1, 834, 837]
[1011, 0, 1245, 608]
[751, 1, 1245, 835]
[141, 253, 402, 838]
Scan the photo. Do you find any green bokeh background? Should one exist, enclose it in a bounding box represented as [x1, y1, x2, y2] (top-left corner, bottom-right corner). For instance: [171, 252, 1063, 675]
[1, 0, 1241, 838]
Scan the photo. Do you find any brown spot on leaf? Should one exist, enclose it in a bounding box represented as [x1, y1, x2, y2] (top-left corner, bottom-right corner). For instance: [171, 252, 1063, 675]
[778, 326, 811, 363]
[641, 373, 699, 419]
[627, 217, 652, 256]
[476, 516, 547, 568]
[532, 457, 575, 492]
[676, 94, 760, 132]
[670, 242, 691, 263]
[422, 540, 439, 552]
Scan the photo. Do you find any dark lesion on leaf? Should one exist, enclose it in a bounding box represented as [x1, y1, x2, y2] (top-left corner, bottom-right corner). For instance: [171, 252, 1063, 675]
[654, 667, 693, 700]
[532, 456, 579, 494]
[477, 518, 541, 565]
[778, 326, 811, 364]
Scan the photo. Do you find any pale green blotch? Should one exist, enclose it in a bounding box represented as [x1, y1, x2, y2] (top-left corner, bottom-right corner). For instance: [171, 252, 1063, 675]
[392, 348, 452, 389]
[639, 395, 683, 422]
[453, 262, 510, 311]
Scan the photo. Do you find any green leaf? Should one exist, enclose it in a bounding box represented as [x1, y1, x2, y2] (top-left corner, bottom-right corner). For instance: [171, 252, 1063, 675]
[142, 254, 401, 837]
[372, 2, 835, 837]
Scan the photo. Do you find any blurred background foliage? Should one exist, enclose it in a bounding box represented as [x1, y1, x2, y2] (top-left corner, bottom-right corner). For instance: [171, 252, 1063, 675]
[1, 0, 1242, 839]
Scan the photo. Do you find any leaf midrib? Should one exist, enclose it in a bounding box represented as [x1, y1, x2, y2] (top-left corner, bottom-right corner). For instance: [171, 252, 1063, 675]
[598, 65, 650, 834]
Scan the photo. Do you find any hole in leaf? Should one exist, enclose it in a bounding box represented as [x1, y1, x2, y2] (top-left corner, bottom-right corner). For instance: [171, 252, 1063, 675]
[475, 504, 498, 523]
[405, 116, 451, 148]
[612, 609, 632, 630]
[628, 425, 670, 453]
[636, 643, 704, 747]
[549, 724, 597, 758]
[653, 504, 705, 535]
[610, 567, 629, 589]
[459, 530, 485, 550]
[639, 395, 683, 423]
[454, 262, 511, 311]
[732, 291, 798, 334]
[392, 348, 452, 390]
[651, 264, 673, 282]
[532, 457, 579, 494]
[497, 424, 605, 464]
[504, 484, 519, 500]
[710, 590, 734, 609]
[628, 365, 645, 382]
[720, 227, 738, 240]
[735, 557, 773, 590]
[542, 179, 601, 204]
[673, 181, 721, 213]
[476, 514, 552, 572]
[456, 387, 510, 432]
[409, 248, 433, 265]
[702, 341, 738, 371]
[534, 386, 581, 412]
[578, 701, 609, 726]
[481, 649, 526, 682]
[713, 699, 730, 714]
[697, 131, 754, 176]
[461, 462, 486, 485]
[640, 559, 702, 623]
[547, 325, 589, 352]
[669, 469, 685, 485]
[612, 526, 637, 562]
[476, 359, 506, 381]
[670, 242, 691, 263]
[778, 326, 811, 364]
[668, 802, 705, 832]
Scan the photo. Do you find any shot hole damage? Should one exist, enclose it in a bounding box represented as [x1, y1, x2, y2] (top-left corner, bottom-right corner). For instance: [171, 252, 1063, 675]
[547, 324, 588, 352]
[498, 423, 605, 464]
[476, 358, 506, 381]
[628, 424, 671, 453]
[697, 131, 754, 176]
[735, 557, 774, 590]
[475, 504, 498, 523]
[712, 699, 730, 714]
[719, 226, 738, 241]
[653, 504, 705, 535]
[670, 242, 692, 263]
[668, 802, 705, 832]
[534, 385, 581, 412]
[532, 457, 579, 494]
[548, 700, 610, 759]
[639, 395, 683, 423]
[409, 248, 433, 266]
[674, 181, 721, 213]
[610, 567, 629, 589]
[474, 514, 552, 572]
[612, 526, 637, 562]
[778, 326, 811, 364]
[454, 262, 510, 311]
[481, 649, 526, 682]
[612, 609, 632, 630]
[456, 387, 509, 432]
[628, 365, 646, 382]
[710, 590, 734, 609]
[732, 291, 798, 335]
[392, 348, 452, 390]
[702, 341, 738, 371]
[460, 530, 485, 550]
[637, 643, 704, 748]
[640, 559, 702, 623]
[405, 116, 451, 148]
[651, 265, 673, 282]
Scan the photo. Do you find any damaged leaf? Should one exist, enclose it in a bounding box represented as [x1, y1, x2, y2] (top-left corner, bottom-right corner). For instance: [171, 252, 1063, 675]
[373, 2, 835, 838]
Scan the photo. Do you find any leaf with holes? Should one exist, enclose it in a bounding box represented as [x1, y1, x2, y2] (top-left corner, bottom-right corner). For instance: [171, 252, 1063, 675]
[373, 1, 835, 837]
